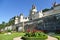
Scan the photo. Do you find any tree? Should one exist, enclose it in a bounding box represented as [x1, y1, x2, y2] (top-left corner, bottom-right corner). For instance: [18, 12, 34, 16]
[42, 8, 50, 12]
[0, 21, 6, 32]
[8, 16, 15, 26]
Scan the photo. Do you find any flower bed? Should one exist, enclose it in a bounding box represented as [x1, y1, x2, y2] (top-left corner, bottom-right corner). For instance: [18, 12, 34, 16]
[22, 29, 48, 40]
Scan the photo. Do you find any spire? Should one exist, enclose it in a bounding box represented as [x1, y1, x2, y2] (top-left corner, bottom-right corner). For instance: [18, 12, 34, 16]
[20, 13, 23, 16]
[31, 4, 37, 12]
[53, 2, 56, 7]
[32, 4, 36, 9]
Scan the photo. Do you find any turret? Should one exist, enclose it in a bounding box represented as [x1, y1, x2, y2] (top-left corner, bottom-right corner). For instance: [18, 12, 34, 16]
[29, 4, 37, 20]
[31, 4, 37, 14]
[32, 4, 36, 9]
[20, 13, 24, 22]
[39, 10, 43, 18]
[15, 16, 19, 24]
[20, 13, 23, 19]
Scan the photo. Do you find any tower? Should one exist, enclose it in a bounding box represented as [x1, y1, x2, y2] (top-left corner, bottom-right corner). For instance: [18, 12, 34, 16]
[15, 16, 19, 24]
[31, 4, 37, 14]
[19, 13, 24, 22]
[29, 4, 37, 20]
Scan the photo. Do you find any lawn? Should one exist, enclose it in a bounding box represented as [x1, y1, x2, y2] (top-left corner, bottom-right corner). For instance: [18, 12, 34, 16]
[52, 34, 60, 40]
[0, 32, 25, 40]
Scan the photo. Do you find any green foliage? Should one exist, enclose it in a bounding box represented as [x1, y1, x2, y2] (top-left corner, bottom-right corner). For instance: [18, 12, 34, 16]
[0, 21, 6, 29]
[24, 37, 45, 40]
[42, 7, 53, 12]
[7, 29, 12, 32]
[8, 16, 15, 26]
[24, 32, 48, 40]
[55, 36, 60, 40]
[0, 16, 15, 30]
[53, 34, 60, 40]
[42, 8, 50, 12]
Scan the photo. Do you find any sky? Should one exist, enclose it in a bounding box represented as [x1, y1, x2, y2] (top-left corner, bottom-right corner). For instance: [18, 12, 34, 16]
[0, 0, 60, 24]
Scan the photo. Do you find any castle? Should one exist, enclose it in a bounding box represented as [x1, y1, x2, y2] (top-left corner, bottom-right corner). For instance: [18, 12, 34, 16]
[1, 2, 60, 32]
[15, 2, 60, 25]
[15, 5, 43, 24]
[14, 2, 60, 32]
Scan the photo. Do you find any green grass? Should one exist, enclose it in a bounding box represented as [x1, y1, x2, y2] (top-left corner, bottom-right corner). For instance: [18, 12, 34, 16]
[0, 32, 25, 40]
[52, 34, 60, 40]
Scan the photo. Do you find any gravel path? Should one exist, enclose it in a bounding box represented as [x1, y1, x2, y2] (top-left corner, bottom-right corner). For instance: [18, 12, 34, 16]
[46, 36, 58, 40]
[13, 37, 23, 40]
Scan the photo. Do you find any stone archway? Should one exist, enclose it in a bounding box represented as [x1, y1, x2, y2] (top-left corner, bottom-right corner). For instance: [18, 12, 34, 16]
[16, 26, 19, 32]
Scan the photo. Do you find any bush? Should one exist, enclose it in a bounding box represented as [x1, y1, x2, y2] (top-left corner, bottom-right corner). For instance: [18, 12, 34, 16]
[35, 32, 47, 39]
[23, 31, 48, 40]
[7, 29, 11, 32]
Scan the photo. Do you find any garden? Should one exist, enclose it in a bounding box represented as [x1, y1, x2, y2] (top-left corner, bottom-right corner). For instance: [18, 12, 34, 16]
[0, 32, 25, 40]
[0, 29, 48, 40]
[21, 29, 48, 40]
[53, 34, 60, 40]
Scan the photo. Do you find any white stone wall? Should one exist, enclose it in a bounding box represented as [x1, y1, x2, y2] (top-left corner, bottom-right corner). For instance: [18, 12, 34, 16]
[4, 26, 12, 31]
[1, 29, 4, 31]
[43, 10, 53, 16]
[7, 26, 12, 30]
[5, 27, 8, 31]
[43, 10, 60, 17]
[43, 6, 60, 17]
[15, 17, 19, 24]
[39, 11, 43, 18]
[20, 15, 24, 22]
[18, 27, 23, 32]
[54, 6, 60, 10]
[20, 15, 29, 22]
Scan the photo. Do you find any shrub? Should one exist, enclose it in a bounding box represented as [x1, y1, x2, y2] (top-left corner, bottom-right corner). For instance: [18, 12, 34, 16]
[23, 31, 48, 40]
[7, 29, 11, 32]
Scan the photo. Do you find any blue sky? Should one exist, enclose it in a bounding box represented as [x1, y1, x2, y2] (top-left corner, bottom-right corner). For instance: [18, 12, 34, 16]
[0, 0, 60, 24]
